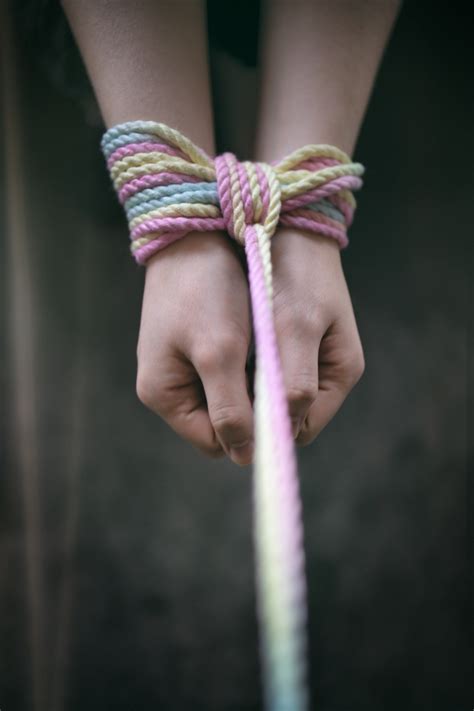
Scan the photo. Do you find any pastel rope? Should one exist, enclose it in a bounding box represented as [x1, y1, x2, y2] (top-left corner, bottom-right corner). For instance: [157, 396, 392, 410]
[101, 120, 365, 711]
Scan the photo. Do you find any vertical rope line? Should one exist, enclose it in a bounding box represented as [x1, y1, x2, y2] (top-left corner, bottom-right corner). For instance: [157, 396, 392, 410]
[246, 225, 309, 710]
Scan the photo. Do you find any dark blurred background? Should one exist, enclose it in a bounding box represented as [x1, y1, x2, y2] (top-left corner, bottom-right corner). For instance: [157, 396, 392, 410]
[1, 1, 472, 710]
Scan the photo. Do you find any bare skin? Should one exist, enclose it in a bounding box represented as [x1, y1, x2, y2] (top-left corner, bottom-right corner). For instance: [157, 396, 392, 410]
[62, 0, 401, 465]
[137, 232, 254, 465]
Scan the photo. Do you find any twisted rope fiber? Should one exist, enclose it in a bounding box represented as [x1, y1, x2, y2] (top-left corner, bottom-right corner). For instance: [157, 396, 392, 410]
[101, 120, 365, 711]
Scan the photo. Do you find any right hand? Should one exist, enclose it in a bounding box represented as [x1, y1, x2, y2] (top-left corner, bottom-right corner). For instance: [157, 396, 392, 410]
[136, 230, 255, 466]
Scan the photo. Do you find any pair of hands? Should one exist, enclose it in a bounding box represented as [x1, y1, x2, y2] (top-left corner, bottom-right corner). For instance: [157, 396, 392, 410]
[136, 227, 365, 466]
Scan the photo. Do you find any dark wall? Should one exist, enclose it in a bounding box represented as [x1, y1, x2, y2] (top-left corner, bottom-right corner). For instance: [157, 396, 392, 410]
[1, 2, 472, 710]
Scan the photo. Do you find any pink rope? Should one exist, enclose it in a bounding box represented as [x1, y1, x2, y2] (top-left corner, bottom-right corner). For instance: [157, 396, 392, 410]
[107, 142, 187, 169]
[118, 172, 202, 204]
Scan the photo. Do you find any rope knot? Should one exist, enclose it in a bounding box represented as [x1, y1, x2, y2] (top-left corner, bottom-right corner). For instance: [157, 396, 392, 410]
[101, 121, 366, 264]
[214, 152, 281, 246]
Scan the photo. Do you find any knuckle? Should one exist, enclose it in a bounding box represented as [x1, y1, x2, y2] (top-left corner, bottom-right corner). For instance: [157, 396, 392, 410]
[193, 332, 244, 372]
[278, 304, 324, 341]
[286, 378, 318, 409]
[136, 370, 161, 411]
[209, 403, 248, 438]
[342, 348, 366, 387]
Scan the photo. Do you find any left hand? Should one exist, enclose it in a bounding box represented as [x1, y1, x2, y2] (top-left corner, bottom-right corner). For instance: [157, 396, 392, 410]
[270, 227, 365, 445]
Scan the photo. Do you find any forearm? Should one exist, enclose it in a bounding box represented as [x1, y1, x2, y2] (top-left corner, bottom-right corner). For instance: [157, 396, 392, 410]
[256, 0, 402, 160]
[61, 0, 215, 152]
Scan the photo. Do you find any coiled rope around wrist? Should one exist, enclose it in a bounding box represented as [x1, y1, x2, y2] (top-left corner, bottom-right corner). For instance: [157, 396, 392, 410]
[101, 120, 365, 711]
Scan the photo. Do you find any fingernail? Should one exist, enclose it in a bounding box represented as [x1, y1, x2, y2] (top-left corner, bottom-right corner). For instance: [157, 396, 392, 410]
[291, 418, 302, 439]
[229, 439, 254, 466]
